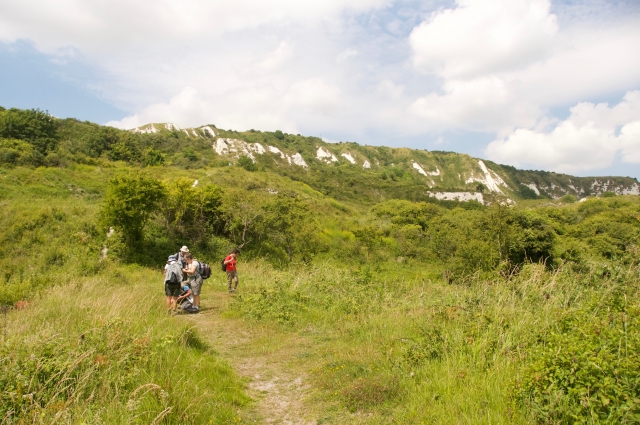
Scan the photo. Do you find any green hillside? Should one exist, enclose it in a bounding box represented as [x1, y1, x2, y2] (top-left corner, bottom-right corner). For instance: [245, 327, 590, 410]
[2, 107, 640, 424]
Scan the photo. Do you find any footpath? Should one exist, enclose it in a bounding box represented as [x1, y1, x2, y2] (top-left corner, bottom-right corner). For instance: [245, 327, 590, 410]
[183, 290, 321, 425]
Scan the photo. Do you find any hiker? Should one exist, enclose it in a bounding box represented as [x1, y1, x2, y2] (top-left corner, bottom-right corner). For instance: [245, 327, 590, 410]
[182, 253, 202, 311]
[224, 249, 239, 293]
[177, 245, 190, 280]
[164, 254, 183, 314]
[176, 284, 198, 313]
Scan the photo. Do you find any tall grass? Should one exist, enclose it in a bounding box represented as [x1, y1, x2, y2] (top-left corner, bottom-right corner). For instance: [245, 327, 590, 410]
[228, 260, 640, 423]
[0, 265, 252, 424]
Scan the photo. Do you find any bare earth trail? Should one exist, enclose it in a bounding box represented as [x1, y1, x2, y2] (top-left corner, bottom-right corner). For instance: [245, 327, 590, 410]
[181, 289, 324, 425]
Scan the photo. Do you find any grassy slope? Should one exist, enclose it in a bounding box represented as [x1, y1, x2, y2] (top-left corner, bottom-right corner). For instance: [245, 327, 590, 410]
[2, 163, 640, 424]
[1, 266, 253, 424]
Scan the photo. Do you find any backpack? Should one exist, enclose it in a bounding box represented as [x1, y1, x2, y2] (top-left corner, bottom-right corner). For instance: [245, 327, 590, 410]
[198, 262, 211, 279]
[166, 262, 182, 285]
[221, 258, 227, 272]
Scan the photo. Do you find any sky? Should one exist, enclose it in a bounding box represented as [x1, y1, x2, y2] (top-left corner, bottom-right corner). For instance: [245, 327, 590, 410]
[1, 0, 639, 178]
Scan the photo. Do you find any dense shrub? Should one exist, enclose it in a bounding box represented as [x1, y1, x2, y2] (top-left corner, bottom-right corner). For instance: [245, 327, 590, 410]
[517, 287, 640, 423]
[0, 108, 58, 154]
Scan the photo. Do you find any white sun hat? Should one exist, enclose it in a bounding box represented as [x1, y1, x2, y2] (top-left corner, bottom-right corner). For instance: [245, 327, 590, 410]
[180, 246, 190, 252]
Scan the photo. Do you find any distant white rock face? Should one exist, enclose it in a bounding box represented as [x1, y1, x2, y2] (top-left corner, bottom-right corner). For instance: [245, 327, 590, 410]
[215, 138, 307, 167]
[132, 124, 158, 134]
[268, 145, 285, 158]
[214, 138, 229, 155]
[466, 160, 505, 193]
[289, 153, 308, 168]
[621, 183, 640, 195]
[427, 192, 484, 204]
[412, 162, 428, 177]
[341, 152, 356, 164]
[363, 160, 371, 169]
[183, 129, 191, 137]
[192, 179, 198, 188]
[165, 123, 181, 131]
[199, 126, 216, 137]
[524, 183, 540, 195]
[252, 143, 266, 154]
[316, 147, 338, 163]
[427, 167, 440, 176]
[191, 129, 199, 138]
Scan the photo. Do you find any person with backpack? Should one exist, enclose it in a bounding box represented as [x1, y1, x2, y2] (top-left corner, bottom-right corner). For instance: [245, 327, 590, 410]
[164, 254, 183, 314]
[182, 253, 202, 312]
[224, 249, 240, 293]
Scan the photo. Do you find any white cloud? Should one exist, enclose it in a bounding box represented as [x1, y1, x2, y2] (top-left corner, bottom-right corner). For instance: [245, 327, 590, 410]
[0, 0, 390, 55]
[485, 90, 640, 173]
[376, 79, 404, 98]
[336, 48, 358, 63]
[410, 0, 558, 79]
[406, 0, 640, 138]
[259, 41, 292, 71]
[408, 76, 541, 132]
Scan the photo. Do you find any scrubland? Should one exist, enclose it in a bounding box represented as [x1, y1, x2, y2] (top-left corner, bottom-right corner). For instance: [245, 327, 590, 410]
[1, 160, 639, 424]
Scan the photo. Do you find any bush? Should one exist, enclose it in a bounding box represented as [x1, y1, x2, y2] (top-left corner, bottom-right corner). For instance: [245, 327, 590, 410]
[0, 138, 43, 167]
[237, 155, 256, 172]
[517, 290, 640, 423]
[560, 194, 577, 203]
[0, 108, 58, 154]
[100, 171, 165, 249]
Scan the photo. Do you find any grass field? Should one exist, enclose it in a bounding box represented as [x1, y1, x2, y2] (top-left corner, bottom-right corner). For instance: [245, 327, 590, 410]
[2, 163, 640, 424]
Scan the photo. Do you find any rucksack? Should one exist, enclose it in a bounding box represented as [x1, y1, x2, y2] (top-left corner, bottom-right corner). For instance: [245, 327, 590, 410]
[166, 262, 182, 285]
[221, 258, 227, 272]
[198, 262, 211, 280]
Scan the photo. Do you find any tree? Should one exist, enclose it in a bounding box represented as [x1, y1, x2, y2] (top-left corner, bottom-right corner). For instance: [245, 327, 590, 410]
[142, 148, 165, 167]
[237, 155, 256, 171]
[100, 171, 165, 248]
[162, 178, 223, 244]
[222, 190, 264, 248]
[263, 193, 317, 262]
[0, 108, 58, 154]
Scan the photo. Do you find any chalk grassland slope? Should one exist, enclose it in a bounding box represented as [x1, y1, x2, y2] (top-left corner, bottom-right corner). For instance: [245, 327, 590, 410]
[2, 105, 637, 207]
[1, 163, 640, 423]
[131, 121, 640, 202]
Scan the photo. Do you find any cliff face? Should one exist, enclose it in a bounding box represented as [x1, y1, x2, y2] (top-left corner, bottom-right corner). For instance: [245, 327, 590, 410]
[131, 123, 640, 202]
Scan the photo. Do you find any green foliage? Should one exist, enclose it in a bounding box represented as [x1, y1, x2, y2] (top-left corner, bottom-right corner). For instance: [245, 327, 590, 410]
[142, 147, 165, 167]
[274, 130, 284, 140]
[602, 191, 617, 198]
[161, 178, 223, 245]
[262, 193, 318, 262]
[519, 184, 539, 199]
[560, 194, 577, 203]
[182, 147, 198, 161]
[237, 155, 256, 172]
[517, 287, 640, 423]
[100, 171, 165, 248]
[0, 108, 58, 154]
[0, 138, 43, 166]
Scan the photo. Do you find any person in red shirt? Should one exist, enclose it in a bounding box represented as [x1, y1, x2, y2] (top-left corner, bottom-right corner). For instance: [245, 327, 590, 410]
[224, 248, 240, 293]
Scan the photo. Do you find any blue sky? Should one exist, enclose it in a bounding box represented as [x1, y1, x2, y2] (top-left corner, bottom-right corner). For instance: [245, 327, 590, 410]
[0, 0, 638, 178]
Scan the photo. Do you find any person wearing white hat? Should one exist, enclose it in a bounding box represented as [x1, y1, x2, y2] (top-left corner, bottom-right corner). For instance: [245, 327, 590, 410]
[176, 246, 190, 277]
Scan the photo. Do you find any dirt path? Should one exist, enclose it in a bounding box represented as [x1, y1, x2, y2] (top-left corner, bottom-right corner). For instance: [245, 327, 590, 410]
[183, 291, 320, 424]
